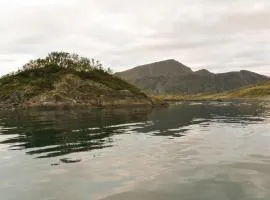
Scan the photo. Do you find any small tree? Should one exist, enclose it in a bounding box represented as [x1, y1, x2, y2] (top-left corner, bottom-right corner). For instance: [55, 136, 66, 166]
[107, 68, 113, 74]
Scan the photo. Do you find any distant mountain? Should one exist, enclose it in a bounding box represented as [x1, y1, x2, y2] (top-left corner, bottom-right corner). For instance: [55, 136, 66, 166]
[118, 59, 193, 80]
[194, 69, 213, 76]
[116, 59, 269, 94]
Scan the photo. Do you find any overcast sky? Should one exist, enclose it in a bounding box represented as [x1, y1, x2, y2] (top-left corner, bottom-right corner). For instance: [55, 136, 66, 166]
[0, 0, 269, 76]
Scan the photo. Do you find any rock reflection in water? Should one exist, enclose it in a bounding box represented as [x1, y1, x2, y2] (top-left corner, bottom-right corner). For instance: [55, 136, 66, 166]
[0, 108, 150, 159]
[0, 102, 266, 160]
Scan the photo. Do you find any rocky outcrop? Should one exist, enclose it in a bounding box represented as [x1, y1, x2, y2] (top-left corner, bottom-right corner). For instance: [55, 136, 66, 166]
[0, 52, 166, 110]
[0, 73, 160, 111]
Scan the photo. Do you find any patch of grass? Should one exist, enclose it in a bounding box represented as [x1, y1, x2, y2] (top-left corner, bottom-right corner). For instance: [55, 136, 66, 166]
[228, 82, 270, 98]
[155, 81, 270, 101]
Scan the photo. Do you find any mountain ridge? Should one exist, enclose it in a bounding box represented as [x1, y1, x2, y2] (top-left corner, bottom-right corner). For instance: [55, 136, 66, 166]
[116, 59, 269, 95]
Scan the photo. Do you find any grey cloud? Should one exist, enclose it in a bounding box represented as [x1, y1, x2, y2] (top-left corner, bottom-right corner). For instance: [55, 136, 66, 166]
[0, 0, 269, 76]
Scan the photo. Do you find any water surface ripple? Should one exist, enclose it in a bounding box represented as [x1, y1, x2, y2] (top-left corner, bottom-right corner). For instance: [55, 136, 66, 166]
[0, 101, 270, 200]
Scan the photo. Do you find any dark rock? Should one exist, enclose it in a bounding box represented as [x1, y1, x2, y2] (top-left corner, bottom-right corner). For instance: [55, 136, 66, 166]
[60, 158, 82, 164]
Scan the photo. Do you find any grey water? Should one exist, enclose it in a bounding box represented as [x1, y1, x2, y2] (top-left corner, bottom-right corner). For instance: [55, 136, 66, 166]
[1, 101, 270, 200]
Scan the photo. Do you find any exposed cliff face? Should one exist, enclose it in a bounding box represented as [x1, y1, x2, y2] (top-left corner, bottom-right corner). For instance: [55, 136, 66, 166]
[0, 66, 156, 110]
[116, 60, 269, 95]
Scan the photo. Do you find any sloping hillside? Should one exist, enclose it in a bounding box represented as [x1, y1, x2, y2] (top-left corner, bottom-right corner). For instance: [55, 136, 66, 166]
[116, 60, 269, 94]
[223, 81, 270, 99]
[0, 52, 155, 110]
[157, 81, 270, 101]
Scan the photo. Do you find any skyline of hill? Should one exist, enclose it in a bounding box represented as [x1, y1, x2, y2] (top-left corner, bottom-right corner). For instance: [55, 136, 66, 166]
[116, 59, 269, 95]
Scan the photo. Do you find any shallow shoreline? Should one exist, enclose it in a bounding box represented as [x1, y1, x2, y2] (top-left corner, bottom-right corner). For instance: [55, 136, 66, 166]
[159, 96, 270, 103]
[0, 101, 168, 111]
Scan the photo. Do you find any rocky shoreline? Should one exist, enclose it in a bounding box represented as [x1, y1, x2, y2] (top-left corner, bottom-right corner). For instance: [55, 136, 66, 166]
[0, 93, 164, 111]
[0, 101, 164, 111]
[0, 89, 166, 111]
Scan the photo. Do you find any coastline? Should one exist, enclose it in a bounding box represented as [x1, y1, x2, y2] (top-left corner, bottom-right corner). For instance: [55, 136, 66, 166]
[0, 98, 167, 111]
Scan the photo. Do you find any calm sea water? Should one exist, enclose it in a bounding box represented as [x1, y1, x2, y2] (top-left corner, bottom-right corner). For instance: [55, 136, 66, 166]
[1, 101, 270, 200]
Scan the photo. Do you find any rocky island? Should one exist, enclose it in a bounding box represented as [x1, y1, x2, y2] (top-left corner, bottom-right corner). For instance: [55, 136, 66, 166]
[0, 52, 159, 110]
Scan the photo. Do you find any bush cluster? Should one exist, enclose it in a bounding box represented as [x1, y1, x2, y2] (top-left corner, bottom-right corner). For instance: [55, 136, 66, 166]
[19, 52, 113, 74]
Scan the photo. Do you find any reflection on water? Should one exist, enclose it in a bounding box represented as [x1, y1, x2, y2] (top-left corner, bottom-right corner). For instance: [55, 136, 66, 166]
[0, 101, 270, 200]
[0, 108, 150, 158]
[0, 102, 266, 159]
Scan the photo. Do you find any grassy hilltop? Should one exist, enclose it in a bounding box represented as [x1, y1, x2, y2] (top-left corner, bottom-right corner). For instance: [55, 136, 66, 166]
[0, 52, 156, 109]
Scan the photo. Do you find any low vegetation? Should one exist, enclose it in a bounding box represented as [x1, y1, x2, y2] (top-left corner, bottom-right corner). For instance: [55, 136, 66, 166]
[155, 81, 270, 101]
